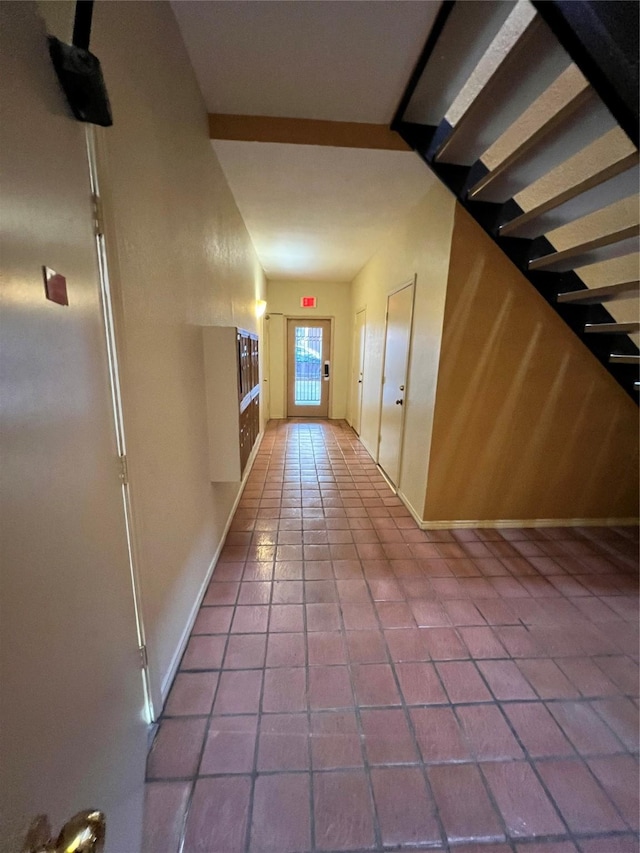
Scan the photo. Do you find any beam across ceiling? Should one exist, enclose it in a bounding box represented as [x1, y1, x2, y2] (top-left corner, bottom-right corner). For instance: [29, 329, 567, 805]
[208, 114, 411, 151]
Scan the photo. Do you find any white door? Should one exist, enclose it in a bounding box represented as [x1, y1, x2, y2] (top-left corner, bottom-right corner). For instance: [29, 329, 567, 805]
[377, 282, 415, 486]
[287, 319, 331, 417]
[0, 5, 147, 851]
[350, 309, 366, 435]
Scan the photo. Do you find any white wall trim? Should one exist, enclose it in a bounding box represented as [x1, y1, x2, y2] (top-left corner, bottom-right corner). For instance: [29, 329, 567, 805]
[417, 517, 640, 529]
[158, 431, 264, 710]
[395, 487, 639, 529]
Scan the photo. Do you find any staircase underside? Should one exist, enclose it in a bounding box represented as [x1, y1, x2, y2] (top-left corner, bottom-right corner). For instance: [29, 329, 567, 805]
[392, 0, 639, 402]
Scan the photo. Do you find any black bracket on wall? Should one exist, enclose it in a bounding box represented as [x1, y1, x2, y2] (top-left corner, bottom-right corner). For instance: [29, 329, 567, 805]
[48, 0, 113, 127]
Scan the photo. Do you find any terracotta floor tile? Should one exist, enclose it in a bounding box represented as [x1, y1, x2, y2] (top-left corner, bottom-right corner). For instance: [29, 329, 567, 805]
[308, 664, 353, 709]
[183, 776, 251, 853]
[504, 702, 574, 758]
[271, 581, 303, 604]
[224, 634, 267, 669]
[360, 707, 418, 763]
[148, 423, 639, 853]
[308, 631, 347, 665]
[422, 627, 470, 660]
[442, 598, 487, 630]
[594, 654, 639, 695]
[537, 758, 628, 833]
[313, 770, 376, 851]
[165, 671, 219, 716]
[230, 605, 269, 634]
[142, 781, 191, 853]
[482, 761, 565, 838]
[368, 578, 404, 600]
[459, 626, 508, 658]
[384, 628, 431, 662]
[436, 661, 493, 703]
[547, 700, 626, 755]
[587, 755, 640, 829]
[428, 763, 504, 844]
[193, 606, 233, 634]
[578, 836, 640, 853]
[515, 658, 581, 700]
[269, 603, 304, 632]
[213, 670, 261, 714]
[477, 660, 537, 700]
[200, 715, 258, 774]
[306, 602, 341, 632]
[250, 773, 311, 853]
[395, 661, 447, 705]
[263, 667, 306, 712]
[456, 704, 523, 760]
[590, 696, 639, 751]
[237, 581, 272, 605]
[273, 560, 302, 580]
[376, 600, 415, 628]
[257, 713, 309, 771]
[557, 656, 621, 697]
[410, 706, 472, 763]
[342, 602, 379, 630]
[266, 632, 306, 667]
[181, 635, 226, 670]
[203, 580, 239, 605]
[352, 663, 401, 706]
[346, 629, 387, 663]
[371, 766, 441, 846]
[310, 710, 363, 769]
[336, 579, 369, 602]
[147, 717, 207, 779]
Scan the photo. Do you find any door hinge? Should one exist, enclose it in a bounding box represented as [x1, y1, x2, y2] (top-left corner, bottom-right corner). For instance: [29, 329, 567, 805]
[118, 453, 129, 485]
[139, 644, 148, 669]
[92, 193, 105, 237]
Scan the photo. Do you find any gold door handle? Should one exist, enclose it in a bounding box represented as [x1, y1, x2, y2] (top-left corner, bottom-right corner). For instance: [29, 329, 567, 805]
[22, 810, 105, 853]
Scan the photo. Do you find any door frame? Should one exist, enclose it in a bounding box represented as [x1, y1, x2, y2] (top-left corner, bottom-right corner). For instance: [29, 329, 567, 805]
[349, 307, 367, 435]
[376, 277, 416, 488]
[285, 316, 335, 418]
[88, 126, 154, 721]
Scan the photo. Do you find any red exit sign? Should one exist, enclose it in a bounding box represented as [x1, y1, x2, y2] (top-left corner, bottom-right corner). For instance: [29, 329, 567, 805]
[301, 296, 316, 308]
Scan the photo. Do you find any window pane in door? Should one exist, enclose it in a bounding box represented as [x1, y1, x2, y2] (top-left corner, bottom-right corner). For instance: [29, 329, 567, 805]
[294, 326, 322, 405]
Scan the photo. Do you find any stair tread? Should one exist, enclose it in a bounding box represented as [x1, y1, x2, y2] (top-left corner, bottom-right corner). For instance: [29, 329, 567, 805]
[470, 64, 591, 196]
[558, 280, 640, 304]
[529, 224, 640, 271]
[584, 321, 640, 333]
[499, 128, 638, 236]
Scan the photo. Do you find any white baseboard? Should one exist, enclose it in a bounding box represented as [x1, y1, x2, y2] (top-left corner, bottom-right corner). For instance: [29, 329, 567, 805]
[157, 431, 264, 713]
[395, 489, 638, 530]
[394, 489, 639, 529]
[416, 517, 640, 529]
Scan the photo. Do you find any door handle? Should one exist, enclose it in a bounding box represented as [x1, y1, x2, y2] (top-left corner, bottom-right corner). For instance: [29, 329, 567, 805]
[22, 810, 105, 853]
[395, 399, 403, 406]
[323, 361, 330, 380]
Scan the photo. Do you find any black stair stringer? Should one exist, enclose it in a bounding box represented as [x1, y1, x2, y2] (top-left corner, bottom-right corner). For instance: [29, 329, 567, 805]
[394, 117, 639, 402]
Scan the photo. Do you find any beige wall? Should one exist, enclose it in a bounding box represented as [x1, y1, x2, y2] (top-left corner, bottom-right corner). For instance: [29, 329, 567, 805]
[91, 1, 266, 710]
[424, 205, 639, 523]
[1, 3, 146, 849]
[350, 181, 457, 517]
[266, 279, 351, 419]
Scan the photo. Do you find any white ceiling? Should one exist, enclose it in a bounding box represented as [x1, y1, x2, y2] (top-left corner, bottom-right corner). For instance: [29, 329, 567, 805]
[171, 1, 441, 123]
[213, 141, 435, 281]
[172, 1, 441, 280]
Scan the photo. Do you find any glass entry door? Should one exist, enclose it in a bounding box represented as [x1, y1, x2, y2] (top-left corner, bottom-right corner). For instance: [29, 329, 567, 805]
[287, 319, 331, 417]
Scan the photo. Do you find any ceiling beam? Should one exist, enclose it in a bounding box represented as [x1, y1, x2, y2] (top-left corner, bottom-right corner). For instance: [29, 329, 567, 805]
[208, 114, 411, 151]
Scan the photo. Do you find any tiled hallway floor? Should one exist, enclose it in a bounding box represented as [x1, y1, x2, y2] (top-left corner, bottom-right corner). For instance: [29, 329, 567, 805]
[144, 420, 639, 853]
